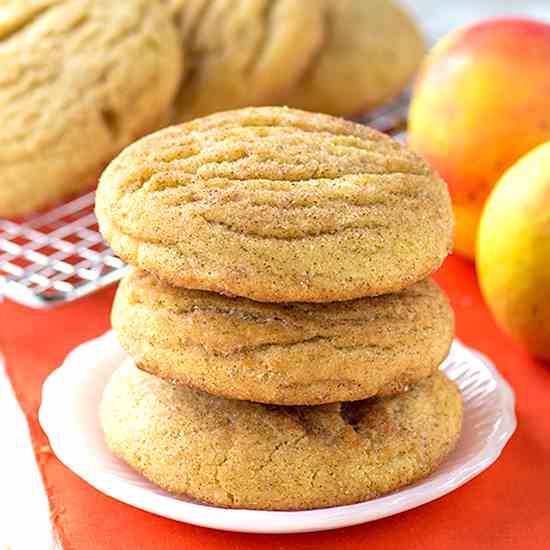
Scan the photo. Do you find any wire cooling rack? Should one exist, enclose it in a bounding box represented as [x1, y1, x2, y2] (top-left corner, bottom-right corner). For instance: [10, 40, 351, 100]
[0, 194, 127, 308]
[0, 94, 409, 309]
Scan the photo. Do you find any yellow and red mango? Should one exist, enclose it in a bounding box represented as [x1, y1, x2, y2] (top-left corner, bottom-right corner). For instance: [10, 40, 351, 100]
[408, 18, 550, 258]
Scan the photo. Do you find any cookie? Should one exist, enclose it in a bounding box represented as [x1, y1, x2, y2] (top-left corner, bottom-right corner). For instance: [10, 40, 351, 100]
[112, 270, 454, 405]
[100, 364, 463, 510]
[285, 0, 425, 117]
[168, 0, 324, 122]
[0, 0, 181, 218]
[96, 107, 453, 302]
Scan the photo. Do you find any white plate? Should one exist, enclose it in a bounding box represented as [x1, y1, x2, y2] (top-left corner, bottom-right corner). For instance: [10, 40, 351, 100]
[39, 331, 516, 534]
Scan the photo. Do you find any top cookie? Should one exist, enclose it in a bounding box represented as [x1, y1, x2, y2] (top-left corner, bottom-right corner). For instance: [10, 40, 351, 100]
[0, 0, 181, 218]
[285, 0, 425, 117]
[96, 107, 453, 302]
[169, 0, 324, 122]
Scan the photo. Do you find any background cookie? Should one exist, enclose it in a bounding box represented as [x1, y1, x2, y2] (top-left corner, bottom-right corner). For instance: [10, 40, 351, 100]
[113, 270, 454, 405]
[0, 0, 181, 218]
[285, 0, 425, 117]
[100, 364, 463, 510]
[168, 0, 324, 122]
[96, 107, 453, 302]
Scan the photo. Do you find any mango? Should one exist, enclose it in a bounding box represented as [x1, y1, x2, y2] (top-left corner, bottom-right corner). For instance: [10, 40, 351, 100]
[477, 142, 550, 361]
[408, 18, 550, 258]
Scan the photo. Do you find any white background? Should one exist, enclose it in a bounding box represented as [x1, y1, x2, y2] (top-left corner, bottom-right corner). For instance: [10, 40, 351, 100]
[1, 1, 549, 549]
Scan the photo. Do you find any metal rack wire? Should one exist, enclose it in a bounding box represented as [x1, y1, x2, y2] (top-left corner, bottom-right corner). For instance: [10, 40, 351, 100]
[0, 94, 409, 308]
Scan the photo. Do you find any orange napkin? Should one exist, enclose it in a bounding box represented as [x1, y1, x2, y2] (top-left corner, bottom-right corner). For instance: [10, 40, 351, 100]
[1, 255, 549, 550]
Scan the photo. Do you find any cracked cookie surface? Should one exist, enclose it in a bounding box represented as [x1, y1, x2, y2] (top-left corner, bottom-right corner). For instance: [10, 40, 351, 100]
[168, 0, 324, 122]
[112, 269, 454, 405]
[0, 0, 181, 217]
[285, 0, 425, 116]
[96, 107, 454, 302]
[100, 364, 463, 510]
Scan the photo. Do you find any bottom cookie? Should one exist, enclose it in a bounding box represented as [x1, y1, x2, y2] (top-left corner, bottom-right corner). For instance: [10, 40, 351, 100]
[100, 362, 463, 511]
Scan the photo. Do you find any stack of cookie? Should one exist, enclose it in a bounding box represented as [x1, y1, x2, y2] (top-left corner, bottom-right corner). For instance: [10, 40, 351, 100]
[96, 107, 463, 511]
